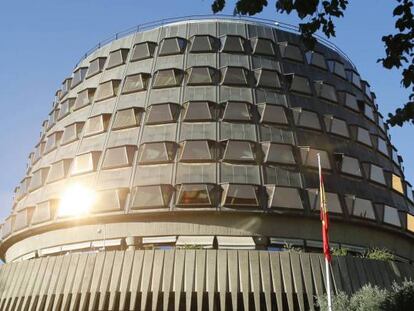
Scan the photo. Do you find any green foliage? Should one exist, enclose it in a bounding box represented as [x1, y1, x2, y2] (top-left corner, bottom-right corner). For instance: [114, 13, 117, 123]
[331, 247, 349, 257]
[363, 247, 395, 261]
[317, 291, 350, 311]
[380, 280, 414, 311]
[283, 242, 303, 252]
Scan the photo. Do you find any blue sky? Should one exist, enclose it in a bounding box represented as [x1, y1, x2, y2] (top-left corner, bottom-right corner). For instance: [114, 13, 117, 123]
[0, 0, 412, 220]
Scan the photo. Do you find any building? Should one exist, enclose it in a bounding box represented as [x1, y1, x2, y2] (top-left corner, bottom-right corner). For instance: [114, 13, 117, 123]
[0, 16, 414, 311]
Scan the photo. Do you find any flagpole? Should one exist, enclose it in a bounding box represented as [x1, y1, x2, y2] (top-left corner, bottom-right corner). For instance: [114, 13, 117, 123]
[317, 153, 332, 311]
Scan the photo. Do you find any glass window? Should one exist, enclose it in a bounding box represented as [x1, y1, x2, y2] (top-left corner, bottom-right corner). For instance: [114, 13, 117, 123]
[138, 142, 176, 164]
[159, 37, 187, 56]
[263, 166, 302, 187]
[363, 81, 373, 100]
[29, 167, 49, 192]
[221, 163, 260, 184]
[220, 35, 246, 53]
[190, 35, 219, 53]
[406, 183, 413, 202]
[384, 205, 401, 227]
[107, 48, 129, 69]
[293, 108, 321, 130]
[324, 115, 349, 137]
[146, 103, 180, 124]
[221, 67, 249, 86]
[186, 66, 219, 85]
[122, 73, 150, 94]
[254, 69, 281, 89]
[260, 126, 295, 144]
[392, 174, 404, 194]
[251, 37, 275, 56]
[47, 159, 71, 183]
[86, 57, 106, 78]
[262, 143, 295, 164]
[182, 101, 215, 122]
[73, 88, 95, 111]
[342, 92, 359, 112]
[377, 137, 389, 156]
[305, 51, 327, 70]
[61, 122, 84, 145]
[179, 140, 216, 162]
[152, 69, 184, 88]
[367, 164, 386, 185]
[95, 80, 121, 102]
[16, 177, 31, 199]
[71, 151, 101, 175]
[222, 184, 260, 207]
[102, 145, 136, 169]
[112, 108, 142, 130]
[307, 189, 342, 213]
[71, 67, 88, 88]
[364, 104, 375, 121]
[131, 42, 157, 61]
[176, 184, 215, 206]
[278, 42, 303, 62]
[327, 60, 346, 78]
[176, 163, 216, 184]
[223, 140, 256, 162]
[300, 147, 331, 169]
[407, 214, 414, 232]
[84, 114, 111, 137]
[48, 108, 59, 128]
[134, 164, 173, 185]
[314, 81, 338, 102]
[180, 122, 216, 141]
[336, 154, 362, 177]
[258, 104, 288, 125]
[60, 78, 72, 97]
[347, 196, 376, 220]
[356, 127, 372, 146]
[44, 131, 63, 154]
[58, 98, 75, 120]
[286, 74, 312, 95]
[221, 101, 251, 121]
[130, 185, 173, 209]
[346, 70, 362, 89]
[267, 186, 303, 209]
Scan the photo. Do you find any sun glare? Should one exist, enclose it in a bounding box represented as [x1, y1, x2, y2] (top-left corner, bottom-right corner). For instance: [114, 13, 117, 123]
[58, 183, 96, 217]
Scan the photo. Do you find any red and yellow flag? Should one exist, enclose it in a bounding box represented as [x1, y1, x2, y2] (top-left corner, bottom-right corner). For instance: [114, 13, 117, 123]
[319, 168, 332, 262]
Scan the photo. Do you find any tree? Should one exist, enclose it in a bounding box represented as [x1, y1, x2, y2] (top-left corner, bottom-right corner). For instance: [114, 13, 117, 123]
[211, 0, 414, 127]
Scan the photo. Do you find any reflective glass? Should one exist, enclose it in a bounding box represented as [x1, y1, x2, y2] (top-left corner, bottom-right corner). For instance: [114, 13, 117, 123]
[107, 49, 129, 69]
[180, 140, 213, 161]
[122, 73, 150, 93]
[159, 37, 186, 55]
[112, 108, 141, 130]
[139, 142, 175, 164]
[222, 101, 251, 121]
[223, 184, 259, 207]
[177, 184, 212, 206]
[182, 102, 214, 122]
[131, 42, 157, 61]
[223, 140, 255, 162]
[152, 69, 183, 88]
[221, 67, 249, 86]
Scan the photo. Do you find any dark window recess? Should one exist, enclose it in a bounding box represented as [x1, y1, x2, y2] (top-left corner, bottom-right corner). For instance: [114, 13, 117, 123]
[346, 69, 362, 89]
[223, 140, 256, 163]
[146, 103, 180, 124]
[95, 80, 121, 102]
[60, 78, 72, 98]
[107, 48, 129, 69]
[267, 186, 303, 209]
[176, 184, 215, 206]
[314, 81, 338, 102]
[258, 104, 288, 125]
[220, 35, 246, 53]
[73, 88, 95, 111]
[84, 114, 111, 137]
[44, 131, 63, 154]
[138, 142, 176, 164]
[327, 60, 346, 79]
[182, 101, 216, 122]
[262, 143, 295, 164]
[355, 127, 372, 147]
[61, 122, 84, 145]
[86, 57, 106, 78]
[221, 67, 250, 86]
[57, 98, 76, 120]
[131, 42, 157, 61]
[221, 101, 252, 122]
[179, 140, 217, 162]
[293, 108, 321, 130]
[345, 195, 376, 220]
[152, 69, 184, 88]
[159, 37, 187, 56]
[307, 189, 343, 213]
[263, 166, 302, 187]
[131, 185, 173, 209]
[285, 74, 312, 95]
[186, 67, 219, 85]
[222, 184, 260, 207]
[334, 153, 362, 177]
[255, 69, 281, 89]
[299, 147, 331, 169]
[340, 92, 359, 112]
[112, 107, 143, 130]
[324, 115, 349, 137]
[71, 67, 88, 88]
[251, 37, 275, 56]
[278, 42, 303, 62]
[190, 35, 220, 53]
[122, 73, 151, 94]
[102, 145, 136, 169]
[305, 51, 327, 70]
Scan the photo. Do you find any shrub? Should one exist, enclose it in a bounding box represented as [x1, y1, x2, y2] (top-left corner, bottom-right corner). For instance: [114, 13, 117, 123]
[283, 242, 302, 253]
[363, 247, 394, 261]
[317, 291, 350, 311]
[332, 247, 349, 257]
[380, 280, 414, 311]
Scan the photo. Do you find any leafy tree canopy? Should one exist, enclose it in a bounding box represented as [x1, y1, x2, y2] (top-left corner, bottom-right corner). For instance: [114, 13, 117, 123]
[212, 0, 414, 127]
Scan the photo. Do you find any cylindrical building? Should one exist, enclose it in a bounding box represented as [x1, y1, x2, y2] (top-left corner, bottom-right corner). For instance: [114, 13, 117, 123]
[1, 16, 414, 311]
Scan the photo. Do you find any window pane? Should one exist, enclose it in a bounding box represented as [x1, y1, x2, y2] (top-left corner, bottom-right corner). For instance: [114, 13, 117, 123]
[176, 184, 212, 206]
[107, 49, 129, 69]
[223, 184, 259, 207]
[176, 163, 216, 183]
[263, 166, 302, 187]
[287, 75, 312, 94]
[221, 67, 249, 86]
[221, 163, 260, 184]
[300, 147, 331, 169]
[71, 67, 88, 88]
[340, 155, 362, 177]
[357, 128, 372, 146]
[159, 37, 186, 56]
[408, 214, 414, 232]
[74, 88, 95, 111]
[377, 137, 388, 156]
[279, 42, 303, 62]
[307, 189, 342, 213]
[221, 36, 245, 53]
[327, 60, 346, 78]
[263, 143, 295, 164]
[347, 70, 362, 88]
[306, 51, 327, 70]
[131, 42, 156, 61]
[58, 98, 75, 120]
[222, 101, 251, 121]
[122, 73, 149, 94]
[44, 131, 62, 154]
[392, 174, 404, 194]
[62, 122, 84, 145]
[223, 140, 255, 162]
[112, 108, 141, 130]
[384, 205, 401, 227]
[351, 197, 375, 220]
[71, 152, 101, 175]
[87, 57, 106, 78]
[314, 81, 337, 102]
[95, 80, 120, 102]
[259, 104, 288, 124]
[369, 164, 386, 185]
[102, 145, 136, 169]
[180, 140, 213, 161]
[260, 126, 294, 144]
[186, 67, 217, 85]
[252, 38, 275, 56]
[146, 104, 179, 124]
[268, 186, 303, 209]
[152, 69, 183, 88]
[255, 69, 281, 89]
[190, 35, 218, 53]
[131, 185, 172, 209]
[139, 142, 175, 164]
[47, 159, 71, 183]
[293, 109, 321, 130]
[343, 92, 359, 111]
[324, 116, 349, 137]
[84, 114, 111, 137]
[182, 102, 214, 122]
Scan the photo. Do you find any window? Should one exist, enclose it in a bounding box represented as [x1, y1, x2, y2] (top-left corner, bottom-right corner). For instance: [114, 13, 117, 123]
[186, 66, 219, 85]
[222, 184, 260, 207]
[341, 92, 359, 112]
[356, 127, 372, 146]
[182, 101, 215, 122]
[48, 108, 59, 128]
[29, 167, 49, 192]
[221, 67, 250, 86]
[107, 48, 129, 69]
[152, 69, 184, 88]
[221, 101, 252, 121]
[278, 42, 303, 62]
[92, 188, 128, 213]
[71, 67, 88, 88]
[251, 37, 275, 56]
[16, 177, 31, 199]
[392, 174, 404, 194]
[299, 147, 331, 169]
[346, 195, 375, 220]
[221, 163, 260, 184]
[262, 143, 295, 164]
[324, 115, 349, 137]
[267, 186, 303, 209]
[57, 98, 75, 120]
[307, 189, 342, 213]
[176, 184, 215, 206]
[260, 126, 295, 144]
[112, 108, 142, 130]
[60, 78, 72, 98]
[44, 131, 63, 154]
[327, 60, 346, 78]
[364, 104, 375, 122]
[71, 151, 101, 175]
[305, 51, 327, 70]
[384, 205, 401, 227]
[407, 214, 414, 232]
[254, 69, 281, 89]
[131, 42, 157, 61]
[122, 73, 150, 94]
[263, 166, 302, 187]
[190, 35, 219, 53]
[73, 88, 95, 111]
[33, 141, 45, 164]
[95, 80, 121, 102]
[407, 183, 413, 202]
[146, 103, 180, 124]
[138, 142, 176, 164]
[363, 81, 373, 100]
[365, 163, 386, 185]
[293, 108, 321, 130]
[179, 140, 216, 162]
[176, 163, 216, 184]
[32, 200, 56, 224]
[346, 69, 362, 89]
[86, 57, 106, 78]
[314, 81, 338, 102]
[220, 35, 246, 53]
[285, 74, 312, 95]
[46, 159, 71, 183]
[61, 122, 84, 145]
[223, 140, 256, 163]
[102, 145, 136, 169]
[258, 104, 288, 125]
[84, 114, 111, 137]
[377, 137, 389, 156]
[158, 37, 187, 56]
[130, 185, 173, 209]
[335, 154, 362, 177]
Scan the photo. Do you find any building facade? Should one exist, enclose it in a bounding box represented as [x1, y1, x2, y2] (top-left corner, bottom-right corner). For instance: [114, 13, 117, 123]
[0, 17, 414, 310]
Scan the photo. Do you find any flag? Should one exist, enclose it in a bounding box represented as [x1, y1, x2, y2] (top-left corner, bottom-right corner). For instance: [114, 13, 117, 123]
[319, 163, 332, 262]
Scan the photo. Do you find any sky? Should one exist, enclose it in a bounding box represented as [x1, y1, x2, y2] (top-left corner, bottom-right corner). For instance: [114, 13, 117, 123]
[0, 0, 412, 220]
